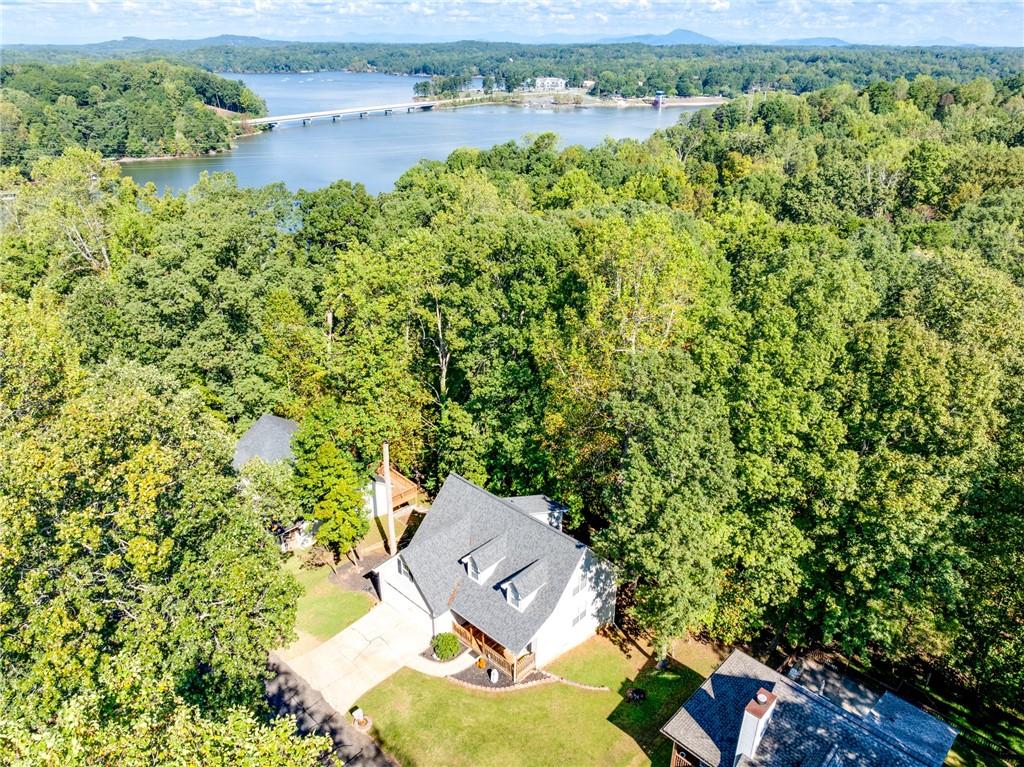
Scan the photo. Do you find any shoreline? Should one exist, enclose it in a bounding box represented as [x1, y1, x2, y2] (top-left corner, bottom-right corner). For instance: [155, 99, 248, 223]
[116, 129, 262, 164]
[434, 93, 726, 111]
[116, 92, 725, 164]
[118, 146, 235, 164]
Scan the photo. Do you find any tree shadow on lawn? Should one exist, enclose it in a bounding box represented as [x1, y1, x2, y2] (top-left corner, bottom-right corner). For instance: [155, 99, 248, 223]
[608, 654, 705, 763]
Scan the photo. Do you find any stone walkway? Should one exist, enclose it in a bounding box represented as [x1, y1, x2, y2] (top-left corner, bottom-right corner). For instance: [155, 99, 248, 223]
[405, 647, 477, 677]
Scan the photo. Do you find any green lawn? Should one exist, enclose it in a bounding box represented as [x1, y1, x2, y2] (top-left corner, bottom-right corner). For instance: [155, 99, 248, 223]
[283, 556, 372, 643]
[935, 687, 1024, 767]
[356, 620, 1022, 767]
[362, 510, 421, 553]
[358, 632, 706, 767]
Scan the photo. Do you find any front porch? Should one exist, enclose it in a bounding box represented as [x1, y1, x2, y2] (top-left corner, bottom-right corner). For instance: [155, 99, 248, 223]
[451, 618, 536, 682]
[669, 743, 701, 767]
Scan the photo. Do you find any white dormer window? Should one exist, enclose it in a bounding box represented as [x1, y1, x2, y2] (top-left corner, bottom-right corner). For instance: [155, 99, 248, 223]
[504, 580, 541, 612]
[398, 557, 412, 580]
[461, 551, 504, 582]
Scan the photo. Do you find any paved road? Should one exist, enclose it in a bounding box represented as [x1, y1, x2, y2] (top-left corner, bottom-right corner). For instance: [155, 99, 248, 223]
[266, 653, 398, 767]
[288, 601, 432, 715]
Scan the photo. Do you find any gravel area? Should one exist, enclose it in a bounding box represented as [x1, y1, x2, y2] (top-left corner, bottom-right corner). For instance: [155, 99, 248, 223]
[450, 657, 547, 689]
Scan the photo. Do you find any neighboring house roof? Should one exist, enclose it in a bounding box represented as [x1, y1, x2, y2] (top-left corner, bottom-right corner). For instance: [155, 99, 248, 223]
[232, 414, 299, 471]
[661, 651, 957, 767]
[396, 474, 599, 655]
[505, 495, 566, 527]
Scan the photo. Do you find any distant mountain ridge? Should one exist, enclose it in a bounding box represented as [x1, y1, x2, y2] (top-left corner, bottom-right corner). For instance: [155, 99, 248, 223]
[600, 28, 722, 46]
[771, 37, 851, 46]
[8, 32, 1006, 55]
[8, 34, 288, 51]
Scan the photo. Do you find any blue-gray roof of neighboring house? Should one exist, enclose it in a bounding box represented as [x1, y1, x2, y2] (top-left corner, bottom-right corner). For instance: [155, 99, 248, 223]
[661, 650, 957, 767]
[866, 692, 959, 766]
[505, 495, 566, 527]
[395, 474, 612, 655]
[232, 414, 299, 471]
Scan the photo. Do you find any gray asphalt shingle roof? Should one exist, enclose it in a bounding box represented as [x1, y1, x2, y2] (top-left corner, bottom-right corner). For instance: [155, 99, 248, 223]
[397, 474, 590, 655]
[507, 559, 547, 598]
[464, 533, 508, 571]
[232, 414, 299, 471]
[661, 651, 957, 767]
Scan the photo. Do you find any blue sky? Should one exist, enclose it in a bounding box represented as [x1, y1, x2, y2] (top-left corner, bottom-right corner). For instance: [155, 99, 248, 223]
[4, 0, 1023, 46]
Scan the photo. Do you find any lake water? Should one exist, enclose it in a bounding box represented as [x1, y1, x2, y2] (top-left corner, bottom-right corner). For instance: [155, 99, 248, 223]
[123, 71, 701, 195]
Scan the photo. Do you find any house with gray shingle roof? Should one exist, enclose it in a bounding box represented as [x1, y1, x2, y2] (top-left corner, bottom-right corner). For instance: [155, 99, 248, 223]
[232, 413, 300, 471]
[661, 650, 957, 767]
[374, 474, 616, 681]
[233, 414, 424, 552]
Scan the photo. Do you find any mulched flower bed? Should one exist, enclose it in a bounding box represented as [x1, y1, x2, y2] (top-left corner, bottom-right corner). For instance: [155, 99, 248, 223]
[450, 657, 547, 689]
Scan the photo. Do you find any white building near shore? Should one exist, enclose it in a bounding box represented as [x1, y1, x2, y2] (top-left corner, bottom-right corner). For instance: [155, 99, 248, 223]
[532, 76, 567, 91]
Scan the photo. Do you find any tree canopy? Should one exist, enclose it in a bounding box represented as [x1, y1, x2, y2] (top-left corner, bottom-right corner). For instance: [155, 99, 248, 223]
[0, 60, 266, 171]
[3, 72, 1023, 725]
[7, 38, 1021, 100]
[0, 292, 325, 762]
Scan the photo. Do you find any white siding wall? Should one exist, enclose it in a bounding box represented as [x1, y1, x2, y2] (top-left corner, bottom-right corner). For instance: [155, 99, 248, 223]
[377, 556, 452, 636]
[378, 556, 430, 618]
[363, 478, 389, 518]
[431, 610, 453, 637]
[530, 551, 616, 667]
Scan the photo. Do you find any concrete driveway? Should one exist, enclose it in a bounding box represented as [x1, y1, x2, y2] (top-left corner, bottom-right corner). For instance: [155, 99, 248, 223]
[266, 653, 398, 767]
[287, 600, 432, 715]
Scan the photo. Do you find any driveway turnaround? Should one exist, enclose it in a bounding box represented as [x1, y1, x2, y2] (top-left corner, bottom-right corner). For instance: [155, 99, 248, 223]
[288, 601, 433, 715]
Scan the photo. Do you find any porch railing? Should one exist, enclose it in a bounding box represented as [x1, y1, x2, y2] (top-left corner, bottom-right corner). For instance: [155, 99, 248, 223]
[451, 621, 535, 681]
[515, 652, 536, 678]
[670, 744, 697, 767]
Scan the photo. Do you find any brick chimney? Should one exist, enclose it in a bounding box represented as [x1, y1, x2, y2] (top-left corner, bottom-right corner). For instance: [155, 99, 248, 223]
[735, 687, 778, 763]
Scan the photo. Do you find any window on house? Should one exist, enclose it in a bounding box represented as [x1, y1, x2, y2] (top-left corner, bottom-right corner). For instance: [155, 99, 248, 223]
[398, 558, 411, 579]
[572, 607, 587, 626]
[572, 571, 585, 596]
[509, 588, 520, 609]
[467, 558, 480, 581]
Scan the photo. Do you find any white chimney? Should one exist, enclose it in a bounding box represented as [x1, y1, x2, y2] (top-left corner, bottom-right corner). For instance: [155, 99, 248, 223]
[382, 441, 396, 555]
[735, 687, 778, 763]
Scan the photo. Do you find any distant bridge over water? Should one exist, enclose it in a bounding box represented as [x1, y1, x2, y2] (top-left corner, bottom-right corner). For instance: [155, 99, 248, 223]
[240, 100, 439, 128]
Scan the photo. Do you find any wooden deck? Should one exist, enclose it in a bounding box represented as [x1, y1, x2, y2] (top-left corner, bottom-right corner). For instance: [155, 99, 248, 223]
[377, 462, 423, 510]
[452, 621, 536, 682]
[670, 744, 698, 767]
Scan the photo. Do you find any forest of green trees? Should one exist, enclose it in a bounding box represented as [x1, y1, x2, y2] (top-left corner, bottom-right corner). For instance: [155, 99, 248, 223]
[2, 70, 1024, 762]
[0, 60, 265, 169]
[8, 38, 1022, 98]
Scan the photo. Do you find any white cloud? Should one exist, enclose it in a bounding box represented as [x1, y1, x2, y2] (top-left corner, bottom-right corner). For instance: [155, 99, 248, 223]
[1, 0, 1020, 46]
